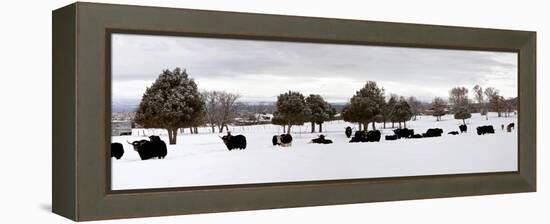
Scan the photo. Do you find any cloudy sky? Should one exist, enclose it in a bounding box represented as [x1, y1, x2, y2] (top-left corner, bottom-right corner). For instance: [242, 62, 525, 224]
[112, 33, 517, 104]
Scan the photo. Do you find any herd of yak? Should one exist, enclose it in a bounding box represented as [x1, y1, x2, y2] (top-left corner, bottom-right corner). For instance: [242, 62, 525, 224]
[111, 122, 515, 161]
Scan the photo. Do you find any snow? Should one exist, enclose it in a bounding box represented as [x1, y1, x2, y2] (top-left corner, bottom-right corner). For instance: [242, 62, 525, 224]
[111, 112, 517, 190]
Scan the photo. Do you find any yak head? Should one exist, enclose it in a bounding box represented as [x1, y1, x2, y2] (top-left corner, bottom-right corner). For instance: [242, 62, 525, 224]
[127, 140, 147, 151]
[149, 135, 161, 142]
[219, 135, 230, 145]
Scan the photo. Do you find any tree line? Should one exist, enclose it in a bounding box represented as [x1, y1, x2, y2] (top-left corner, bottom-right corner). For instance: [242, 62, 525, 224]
[132, 68, 516, 145]
[271, 92, 337, 134]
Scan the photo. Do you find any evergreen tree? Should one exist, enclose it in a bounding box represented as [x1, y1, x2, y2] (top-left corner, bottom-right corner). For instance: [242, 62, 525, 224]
[306, 94, 331, 133]
[454, 107, 472, 125]
[384, 94, 398, 128]
[273, 91, 311, 134]
[342, 81, 385, 131]
[134, 68, 205, 144]
[392, 97, 413, 128]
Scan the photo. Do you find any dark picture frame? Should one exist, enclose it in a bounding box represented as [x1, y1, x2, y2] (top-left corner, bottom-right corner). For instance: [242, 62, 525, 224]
[53, 2, 536, 221]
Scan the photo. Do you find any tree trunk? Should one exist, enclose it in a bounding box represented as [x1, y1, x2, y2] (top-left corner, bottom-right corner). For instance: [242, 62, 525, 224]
[319, 123, 323, 133]
[287, 124, 292, 134]
[311, 122, 315, 133]
[194, 127, 198, 134]
[167, 128, 177, 145]
[398, 122, 402, 129]
[404, 121, 407, 128]
[358, 123, 362, 131]
[372, 122, 375, 130]
[211, 126, 215, 133]
[383, 121, 386, 129]
[364, 122, 369, 131]
[391, 122, 395, 128]
[485, 105, 489, 120]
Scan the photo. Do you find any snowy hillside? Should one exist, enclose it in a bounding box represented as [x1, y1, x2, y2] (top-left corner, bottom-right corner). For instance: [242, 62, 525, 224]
[111, 112, 517, 190]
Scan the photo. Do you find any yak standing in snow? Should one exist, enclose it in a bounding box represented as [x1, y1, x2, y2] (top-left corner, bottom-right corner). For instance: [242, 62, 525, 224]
[385, 135, 398, 141]
[128, 136, 167, 160]
[273, 134, 293, 147]
[148, 135, 167, 158]
[507, 123, 515, 132]
[310, 135, 333, 144]
[448, 131, 459, 135]
[111, 142, 124, 160]
[459, 124, 467, 133]
[345, 126, 352, 138]
[221, 132, 247, 150]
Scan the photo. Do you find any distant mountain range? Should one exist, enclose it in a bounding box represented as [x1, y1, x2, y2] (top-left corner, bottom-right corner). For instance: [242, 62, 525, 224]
[112, 99, 140, 113]
[112, 99, 350, 113]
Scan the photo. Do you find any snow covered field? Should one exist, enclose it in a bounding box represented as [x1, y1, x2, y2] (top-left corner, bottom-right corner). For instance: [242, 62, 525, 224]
[111, 113, 517, 190]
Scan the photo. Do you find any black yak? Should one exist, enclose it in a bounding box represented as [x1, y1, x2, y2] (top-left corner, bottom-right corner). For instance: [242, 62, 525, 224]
[385, 135, 398, 141]
[148, 135, 167, 159]
[507, 123, 515, 132]
[422, 128, 443, 137]
[411, 134, 423, 139]
[273, 134, 293, 147]
[349, 131, 366, 143]
[221, 133, 247, 150]
[476, 125, 495, 135]
[345, 126, 352, 138]
[366, 130, 381, 142]
[128, 138, 167, 160]
[393, 128, 414, 138]
[459, 124, 467, 133]
[350, 130, 381, 142]
[311, 135, 333, 144]
[111, 142, 124, 160]
[448, 131, 459, 135]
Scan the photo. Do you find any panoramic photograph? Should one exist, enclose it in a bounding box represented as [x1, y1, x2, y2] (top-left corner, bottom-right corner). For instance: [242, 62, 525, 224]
[110, 33, 518, 190]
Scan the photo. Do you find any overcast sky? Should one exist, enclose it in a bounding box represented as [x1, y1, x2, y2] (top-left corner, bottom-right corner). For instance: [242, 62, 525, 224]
[112, 33, 517, 104]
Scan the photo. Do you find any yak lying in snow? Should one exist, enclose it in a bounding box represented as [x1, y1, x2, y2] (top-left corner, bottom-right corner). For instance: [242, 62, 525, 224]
[476, 125, 495, 135]
[411, 134, 423, 139]
[459, 124, 467, 133]
[221, 133, 247, 150]
[310, 135, 333, 144]
[349, 130, 381, 143]
[448, 131, 459, 135]
[385, 135, 398, 141]
[111, 142, 124, 160]
[345, 126, 352, 138]
[272, 134, 293, 147]
[422, 128, 443, 137]
[128, 135, 167, 160]
[507, 123, 515, 132]
[393, 128, 414, 139]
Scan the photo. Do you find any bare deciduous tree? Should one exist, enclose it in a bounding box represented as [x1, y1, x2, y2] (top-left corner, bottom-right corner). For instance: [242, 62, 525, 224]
[216, 92, 240, 133]
[473, 85, 488, 120]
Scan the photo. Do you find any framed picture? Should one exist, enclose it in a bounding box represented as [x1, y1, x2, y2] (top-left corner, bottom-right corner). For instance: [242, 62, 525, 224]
[52, 2, 536, 221]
